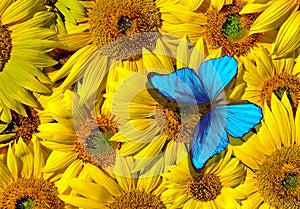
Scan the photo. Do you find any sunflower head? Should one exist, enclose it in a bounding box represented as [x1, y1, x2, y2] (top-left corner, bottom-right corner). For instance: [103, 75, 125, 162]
[0, 177, 64, 209]
[89, 0, 162, 59]
[206, 0, 259, 56]
[1, 107, 40, 145]
[256, 145, 300, 208]
[187, 172, 223, 202]
[75, 114, 121, 169]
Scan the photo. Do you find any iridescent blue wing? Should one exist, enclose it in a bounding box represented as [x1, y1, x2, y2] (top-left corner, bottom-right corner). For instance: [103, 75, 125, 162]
[216, 104, 262, 138]
[148, 68, 209, 105]
[190, 110, 229, 169]
[199, 56, 237, 100]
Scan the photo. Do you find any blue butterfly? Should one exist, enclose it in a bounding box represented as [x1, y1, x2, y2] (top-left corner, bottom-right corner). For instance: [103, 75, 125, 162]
[147, 56, 262, 170]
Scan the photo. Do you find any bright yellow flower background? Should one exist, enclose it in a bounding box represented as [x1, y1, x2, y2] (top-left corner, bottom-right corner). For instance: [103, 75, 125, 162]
[0, 0, 299, 208]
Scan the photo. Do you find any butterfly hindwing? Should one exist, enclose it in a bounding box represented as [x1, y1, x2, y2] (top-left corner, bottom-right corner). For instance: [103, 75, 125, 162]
[190, 110, 229, 169]
[216, 104, 263, 138]
[148, 68, 209, 105]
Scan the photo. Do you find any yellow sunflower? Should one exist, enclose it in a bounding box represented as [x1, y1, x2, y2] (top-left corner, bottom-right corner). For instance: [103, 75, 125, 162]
[0, 88, 63, 161]
[37, 88, 123, 194]
[172, 0, 299, 56]
[59, 156, 166, 209]
[0, 137, 64, 208]
[161, 148, 246, 208]
[0, 0, 58, 120]
[231, 93, 300, 209]
[49, 0, 203, 90]
[240, 46, 300, 114]
[104, 37, 222, 171]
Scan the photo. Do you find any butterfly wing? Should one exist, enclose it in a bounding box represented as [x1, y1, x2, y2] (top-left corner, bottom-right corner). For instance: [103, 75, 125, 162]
[199, 56, 238, 100]
[216, 104, 262, 138]
[190, 110, 229, 169]
[148, 68, 209, 105]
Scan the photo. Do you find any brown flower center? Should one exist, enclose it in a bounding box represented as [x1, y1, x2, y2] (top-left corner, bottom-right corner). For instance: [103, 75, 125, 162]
[205, 0, 259, 56]
[187, 173, 222, 201]
[0, 177, 64, 209]
[75, 114, 121, 169]
[261, 72, 300, 114]
[41, 0, 57, 7]
[256, 145, 300, 208]
[154, 103, 209, 143]
[109, 190, 166, 209]
[0, 23, 12, 72]
[88, 0, 161, 60]
[1, 107, 40, 144]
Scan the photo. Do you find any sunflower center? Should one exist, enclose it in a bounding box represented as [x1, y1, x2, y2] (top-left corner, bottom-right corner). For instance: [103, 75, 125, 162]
[0, 23, 12, 72]
[154, 104, 210, 143]
[109, 190, 166, 209]
[187, 173, 222, 202]
[261, 72, 300, 113]
[117, 16, 133, 34]
[41, 0, 57, 7]
[206, 1, 259, 56]
[16, 197, 36, 209]
[0, 177, 64, 209]
[88, 0, 161, 59]
[1, 107, 40, 144]
[154, 104, 181, 141]
[75, 114, 120, 169]
[283, 173, 299, 189]
[256, 145, 300, 208]
[222, 14, 245, 42]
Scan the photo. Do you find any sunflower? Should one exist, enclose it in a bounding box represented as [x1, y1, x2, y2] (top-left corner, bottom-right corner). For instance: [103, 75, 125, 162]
[104, 37, 225, 171]
[171, 0, 298, 57]
[0, 88, 63, 161]
[161, 148, 246, 208]
[59, 156, 166, 209]
[240, 46, 300, 114]
[49, 0, 201, 90]
[0, 0, 58, 120]
[37, 88, 123, 194]
[231, 93, 300, 209]
[0, 136, 64, 208]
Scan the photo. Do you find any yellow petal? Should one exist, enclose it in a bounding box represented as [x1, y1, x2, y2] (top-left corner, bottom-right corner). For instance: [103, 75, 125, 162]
[249, 0, 296, 35]
[211, 0, 225, 11]
[69, 179, 114, 203]
[272, 11, 300, 56]
[189, 37, 208, 71]
[59, 195, 105, 209]
[79, 55, 108, 105]
[1, 0, 38, 25]
[189, 0, 205, 11]
[240, 2, 272, 14]
[32, 136, 45, 178]
[154, 39, 174, 72]
[0, 0, 13, 17]
[15, 138, 33, 178]
[7, 144, 18, 180]
[42, 151, 77, 172]
[85, 163, 123, 196]
[177, 36, 190, 69]
[55, 159, 83, 193]
[0, 161, 13, 187]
